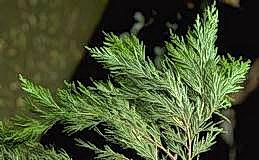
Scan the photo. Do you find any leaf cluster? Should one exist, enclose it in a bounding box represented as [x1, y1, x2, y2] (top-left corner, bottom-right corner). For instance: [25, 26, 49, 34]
[0, 2, 250, 160]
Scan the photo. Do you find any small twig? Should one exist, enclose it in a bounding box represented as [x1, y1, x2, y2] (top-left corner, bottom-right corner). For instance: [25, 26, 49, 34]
[141, 133, 178, 160]
[157, 145, 177, 160]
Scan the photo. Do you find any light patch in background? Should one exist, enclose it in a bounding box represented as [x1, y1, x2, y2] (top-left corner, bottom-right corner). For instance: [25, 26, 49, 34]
[0, 0, 108, 119]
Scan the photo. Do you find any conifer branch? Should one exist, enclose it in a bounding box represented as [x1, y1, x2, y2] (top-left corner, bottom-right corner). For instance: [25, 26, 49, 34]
[0, 1, 251, 160]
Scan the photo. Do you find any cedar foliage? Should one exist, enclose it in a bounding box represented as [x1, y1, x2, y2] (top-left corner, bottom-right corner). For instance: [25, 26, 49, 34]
[0, 2, 250, 160]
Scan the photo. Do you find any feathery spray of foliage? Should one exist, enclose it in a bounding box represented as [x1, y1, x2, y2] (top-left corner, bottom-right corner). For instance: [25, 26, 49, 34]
[0, 2, 250, 160]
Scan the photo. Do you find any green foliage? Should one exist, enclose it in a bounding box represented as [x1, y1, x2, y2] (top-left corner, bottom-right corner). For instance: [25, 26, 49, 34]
[0, 121, 70, 160]
[0, 2, 250, 160]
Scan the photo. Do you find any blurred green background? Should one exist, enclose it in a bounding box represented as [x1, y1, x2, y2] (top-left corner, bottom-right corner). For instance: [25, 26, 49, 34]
[0, 0, 108, 119]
